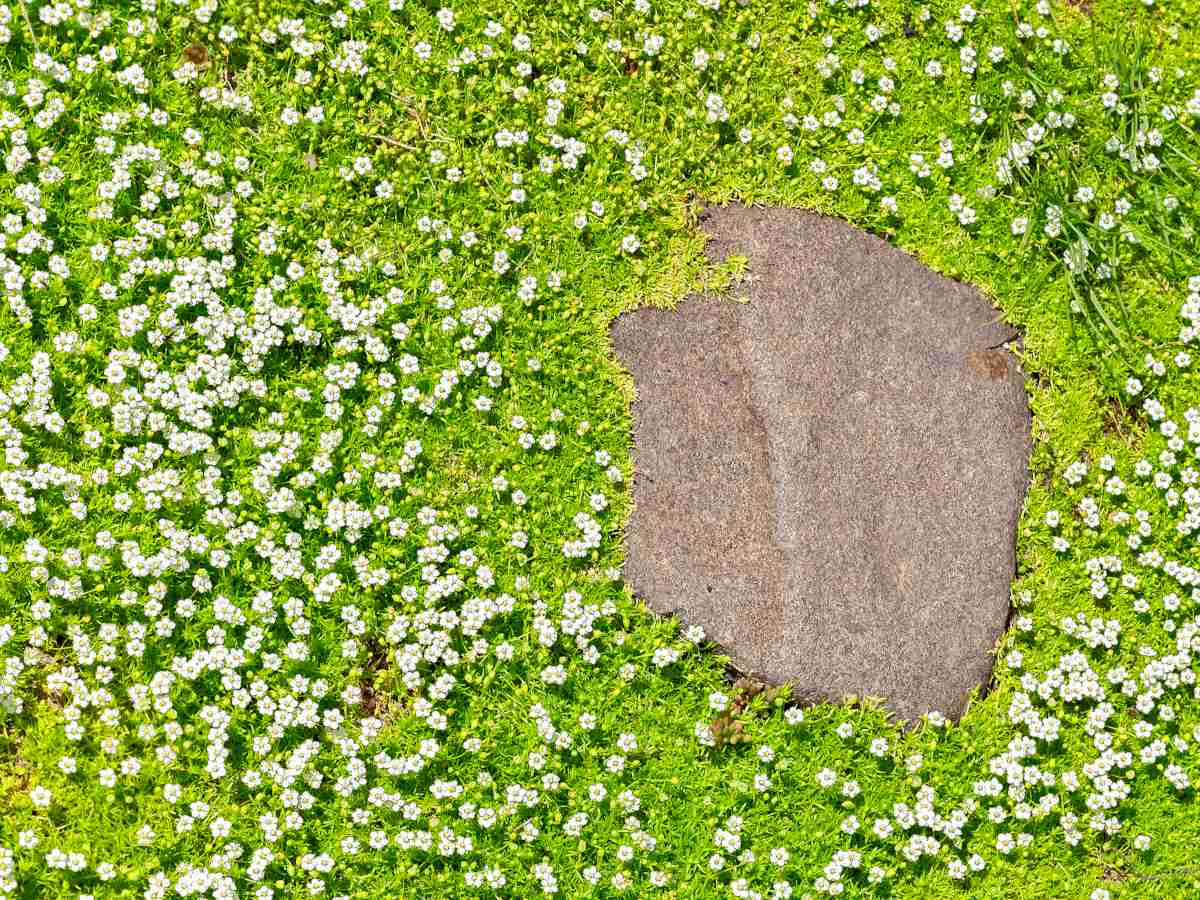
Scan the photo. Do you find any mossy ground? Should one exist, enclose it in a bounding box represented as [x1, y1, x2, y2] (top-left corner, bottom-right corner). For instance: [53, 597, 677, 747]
[1, 0, 1199, 897]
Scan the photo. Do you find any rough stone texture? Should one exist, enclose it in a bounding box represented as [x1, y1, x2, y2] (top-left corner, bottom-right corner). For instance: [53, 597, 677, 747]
[609, 204, 1032, 723]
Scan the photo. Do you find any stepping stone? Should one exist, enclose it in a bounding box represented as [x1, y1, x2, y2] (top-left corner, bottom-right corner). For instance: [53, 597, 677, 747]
[609, 205, 1031, 723]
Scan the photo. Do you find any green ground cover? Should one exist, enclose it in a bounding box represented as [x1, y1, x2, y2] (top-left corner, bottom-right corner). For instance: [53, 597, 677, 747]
[1, 0, 1199, 897]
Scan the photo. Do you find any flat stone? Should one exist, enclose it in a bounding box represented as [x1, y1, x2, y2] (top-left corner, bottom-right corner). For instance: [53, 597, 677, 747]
[609, 204, 1031, 723]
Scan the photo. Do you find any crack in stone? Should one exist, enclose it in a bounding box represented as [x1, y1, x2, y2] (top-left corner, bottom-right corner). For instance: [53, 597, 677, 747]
[731, 310, 786, 678]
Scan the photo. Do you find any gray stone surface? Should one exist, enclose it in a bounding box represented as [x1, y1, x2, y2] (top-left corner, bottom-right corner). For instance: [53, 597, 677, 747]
[609, 204, 1031, 723]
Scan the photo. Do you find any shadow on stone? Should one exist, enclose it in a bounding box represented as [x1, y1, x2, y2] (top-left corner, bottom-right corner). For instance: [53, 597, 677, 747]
[610, 204, 1032, 725]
